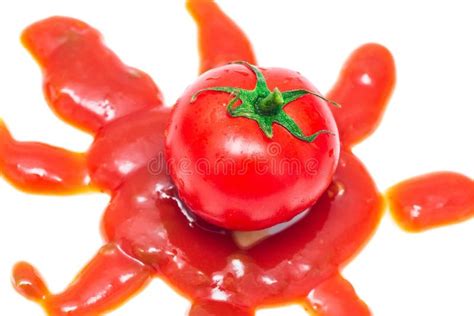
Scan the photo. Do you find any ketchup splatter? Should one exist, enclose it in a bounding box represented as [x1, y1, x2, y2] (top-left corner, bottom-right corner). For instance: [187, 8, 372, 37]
[186, 0, 256, 74]
[22, 17, 164, 134]
[387, 172, 474, 232]
[1, 1, 465, 315]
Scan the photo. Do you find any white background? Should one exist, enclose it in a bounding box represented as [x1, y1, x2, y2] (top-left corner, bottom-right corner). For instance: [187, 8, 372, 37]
[1, 0, 473, 315]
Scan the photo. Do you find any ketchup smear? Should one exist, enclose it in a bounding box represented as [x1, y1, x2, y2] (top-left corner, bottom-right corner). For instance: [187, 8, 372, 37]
[1, 1, 472, 315]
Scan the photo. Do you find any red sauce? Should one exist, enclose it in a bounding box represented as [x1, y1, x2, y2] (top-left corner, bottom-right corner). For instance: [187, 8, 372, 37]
[22, 17, 164, 134]
[387, 172, 474, 232]
[327, 43, 396, 148]
[1, 1, 466, 315]
[187, 0, 257, 74]
[0, 120, 89, 194]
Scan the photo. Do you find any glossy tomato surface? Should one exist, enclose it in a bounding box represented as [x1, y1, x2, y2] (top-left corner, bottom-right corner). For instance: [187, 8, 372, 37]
[166, 63, 340, 230]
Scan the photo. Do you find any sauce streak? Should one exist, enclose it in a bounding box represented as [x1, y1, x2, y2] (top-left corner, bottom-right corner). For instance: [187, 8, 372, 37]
[187, 0, 257, 74]
[0, 120, 89, 194]
[327, 43, 396, 148]
[22, 17, 163, 133]
[387, 172, 474, 232]
[3, 1, 467, 315]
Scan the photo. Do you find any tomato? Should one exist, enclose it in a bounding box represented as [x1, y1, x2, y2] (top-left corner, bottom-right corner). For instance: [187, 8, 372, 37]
[166, 62, 340, 230]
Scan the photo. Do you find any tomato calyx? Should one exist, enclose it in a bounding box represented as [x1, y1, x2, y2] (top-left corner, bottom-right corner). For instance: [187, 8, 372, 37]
[191, 61, 340, 142]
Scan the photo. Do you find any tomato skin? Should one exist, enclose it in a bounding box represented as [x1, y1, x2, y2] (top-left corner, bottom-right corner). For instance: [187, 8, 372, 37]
[166, 64, 340, 230]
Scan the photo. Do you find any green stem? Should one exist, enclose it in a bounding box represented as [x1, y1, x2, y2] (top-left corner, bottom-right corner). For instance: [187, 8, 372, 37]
[256, 88, 284, 115]
[191, 61, 339, 143]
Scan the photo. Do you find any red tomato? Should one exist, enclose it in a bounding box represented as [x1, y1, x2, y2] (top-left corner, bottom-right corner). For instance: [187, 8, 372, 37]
[166, 62, 340, 230]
